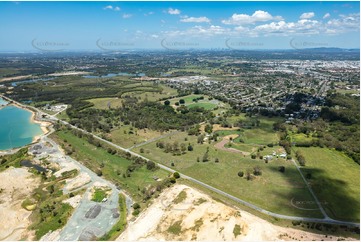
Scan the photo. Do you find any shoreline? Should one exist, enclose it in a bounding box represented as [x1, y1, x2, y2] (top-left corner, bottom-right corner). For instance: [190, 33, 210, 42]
[6, 101, 52, 144]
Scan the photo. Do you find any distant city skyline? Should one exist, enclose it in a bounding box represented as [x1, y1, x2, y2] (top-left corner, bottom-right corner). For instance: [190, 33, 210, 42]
[0, 1, 359, 51]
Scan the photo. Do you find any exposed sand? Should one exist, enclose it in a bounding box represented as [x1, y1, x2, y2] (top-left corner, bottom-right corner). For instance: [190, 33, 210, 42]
[0, 75, 32, 82]
[0, 167, 40, 240]
[64, 172, 91, 191]
[200, 123, 240, 133]
[64, 194, 82, 208]
[48, 71, 90, 77]
[118, 184, 353, 241]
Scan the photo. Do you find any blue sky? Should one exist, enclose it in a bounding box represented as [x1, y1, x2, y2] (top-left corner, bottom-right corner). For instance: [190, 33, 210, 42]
[0, 1, 359, 51]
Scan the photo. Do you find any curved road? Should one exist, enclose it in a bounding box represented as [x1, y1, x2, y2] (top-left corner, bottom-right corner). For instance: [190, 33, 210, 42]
[2, 95, 359, 228]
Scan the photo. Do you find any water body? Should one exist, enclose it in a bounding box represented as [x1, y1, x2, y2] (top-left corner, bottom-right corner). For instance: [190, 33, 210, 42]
[0, 105, 43, 150]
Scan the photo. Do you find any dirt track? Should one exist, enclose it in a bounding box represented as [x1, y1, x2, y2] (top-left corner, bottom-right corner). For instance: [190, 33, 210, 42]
[214, 135, 250, 156]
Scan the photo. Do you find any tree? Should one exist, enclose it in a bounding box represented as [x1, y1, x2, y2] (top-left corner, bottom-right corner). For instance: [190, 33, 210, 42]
[175, 102, 179, 106]
[164, 100, 170, 106]
[238, 171, 244, 177]
[96, 169, 103, 176]
[204, 124, 213, 134]
[180, 143, 186, 153]
[253, 166, 262, 176]
[215, 157, 219, 163]
[202, 152, 209, 162]
[146, 160, 156, 170]
[246, 170, 253, 181]
[278, 166, 285, 173]
[179, 99, 185, 104]
[197, 134, 204, 144]
[133, 203, 140, 210]
[173, 172, 180, 179]
[140, 148, 144, 153]
[251, 154, 256, 159]
[187, 144, 193, 151]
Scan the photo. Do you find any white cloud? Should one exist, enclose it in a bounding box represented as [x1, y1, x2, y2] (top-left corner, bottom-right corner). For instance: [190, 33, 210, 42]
[180, 16, 211, 23]
[325, 13, 360, 34]
[161, 12, 359, 39]
[122, 14, 132, 19]
[254, 19, 321, 36]
[222, 10, 283, 25]
[103, 5, 113, 10]
[323, 13, 331, 19]
[168, 8, 181, 15]
[300, 12, 315, 19]
[104, 5, 121, 11]
[163, 25, 231, 37]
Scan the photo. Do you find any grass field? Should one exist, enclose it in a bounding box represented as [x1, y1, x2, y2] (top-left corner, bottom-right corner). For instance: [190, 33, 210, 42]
[109, 125, 167, 148]
[124, 84, 178, 102]
[88, 84, 178, 109]
[133, 130, 323, 218]
[88, 97, 123, 109]
[290, 133, 316, 144]
[167, 94, 227, 111]
[51, 130, 170, 205]
[293, 147, 360, 222]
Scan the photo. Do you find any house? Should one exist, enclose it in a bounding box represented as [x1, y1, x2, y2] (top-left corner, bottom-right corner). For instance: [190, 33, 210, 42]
[279, 153, 287, 159]
[264, 155, 273, 161]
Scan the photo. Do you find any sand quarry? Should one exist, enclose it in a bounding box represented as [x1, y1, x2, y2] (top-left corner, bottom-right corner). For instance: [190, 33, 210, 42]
[118, 184, 353, 241]
[0, 167, 40, 240]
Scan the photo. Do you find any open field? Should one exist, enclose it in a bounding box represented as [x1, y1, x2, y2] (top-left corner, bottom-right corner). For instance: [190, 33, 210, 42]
[109, 125, 168, 149]
[122, 84, 178, 102]
[88, 97, 123, 109]
[167, 94, 227, 111]
[133, 130, 323, 218]
[87, 84, 177, 110]
[51, 130, 171, 206]
[293, 147, 360, 222]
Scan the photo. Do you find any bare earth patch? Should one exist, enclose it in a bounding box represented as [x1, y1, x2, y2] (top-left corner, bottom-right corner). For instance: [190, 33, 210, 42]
[0, 167, 40, 240]
[117, 184, 354, 241]
[214, 135, 250, 156]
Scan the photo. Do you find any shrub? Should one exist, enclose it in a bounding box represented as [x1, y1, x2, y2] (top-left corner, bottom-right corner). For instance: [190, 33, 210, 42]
[173, 172, 180, 179]
[278, 166, 285, 173]
[253, 166, 262, 176]
[132, 203, 140, 210]
[238, 171, 244, 177]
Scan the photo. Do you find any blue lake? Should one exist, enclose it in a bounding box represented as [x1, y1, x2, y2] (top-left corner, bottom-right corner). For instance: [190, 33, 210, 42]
[0, 105, 43, 150]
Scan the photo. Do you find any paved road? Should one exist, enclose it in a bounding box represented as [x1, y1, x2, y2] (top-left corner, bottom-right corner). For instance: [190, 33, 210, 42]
[2, 95, 359, 228]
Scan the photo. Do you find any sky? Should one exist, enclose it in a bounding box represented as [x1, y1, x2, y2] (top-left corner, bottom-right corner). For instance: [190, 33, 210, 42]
[0, 1, 359, 51]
